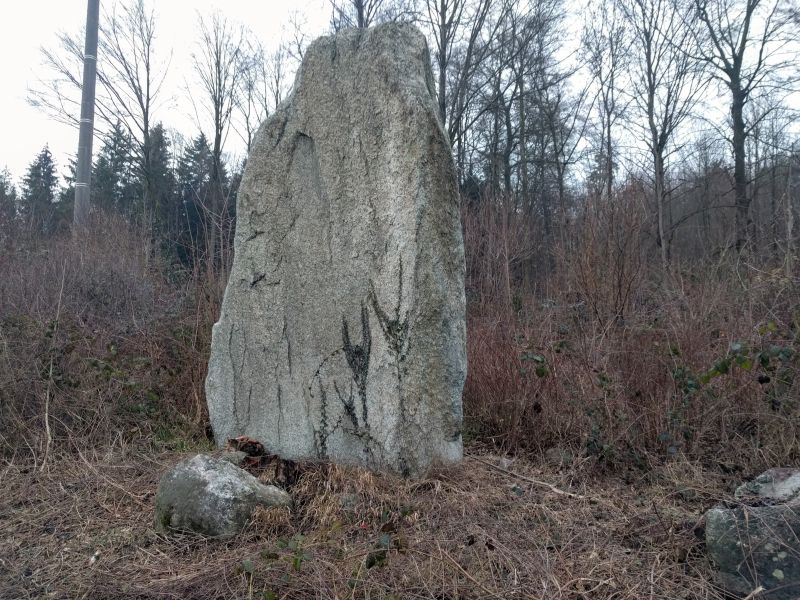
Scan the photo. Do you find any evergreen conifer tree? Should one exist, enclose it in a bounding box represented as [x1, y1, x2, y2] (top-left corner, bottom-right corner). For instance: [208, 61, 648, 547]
[0, 167, 18, 237]
[20, 146, 59, 234]
[93, 122, 138, 216]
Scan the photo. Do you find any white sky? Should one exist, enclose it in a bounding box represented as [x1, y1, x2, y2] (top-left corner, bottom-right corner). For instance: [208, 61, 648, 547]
[0, 0, 331, 184]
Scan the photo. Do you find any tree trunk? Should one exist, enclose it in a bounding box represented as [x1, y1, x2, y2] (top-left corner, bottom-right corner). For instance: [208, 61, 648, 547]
[437, 0, 447, 124]
[731, 90, 749, 252]
[786, 147, 795, 278]
[517, 70, 529, 210]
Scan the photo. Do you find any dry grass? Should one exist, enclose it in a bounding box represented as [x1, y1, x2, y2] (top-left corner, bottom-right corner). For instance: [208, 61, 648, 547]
[0, 446, 732, 600]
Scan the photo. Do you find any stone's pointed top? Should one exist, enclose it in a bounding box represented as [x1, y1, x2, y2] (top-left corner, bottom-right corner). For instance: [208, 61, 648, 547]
[205, 24, 466, 478]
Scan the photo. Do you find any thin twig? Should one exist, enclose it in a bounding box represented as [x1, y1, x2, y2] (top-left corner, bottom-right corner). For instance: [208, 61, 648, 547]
[468, 455, 585, 499]
[433, 543, 510, 600]
[41, 259, 67, 472]
[742, 586, 765, 600]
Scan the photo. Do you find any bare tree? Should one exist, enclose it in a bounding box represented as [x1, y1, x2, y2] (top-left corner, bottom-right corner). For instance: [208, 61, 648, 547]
[329, 0, 417, 30]
[423, 0, 513, 180]
[511, 0, 574, 226]
[619, 0, 706, 270]
[583, 0, 629, 203]
[425, 0, 468, 123]
[284, 10, 310, 65]
[233, 38, 293, 155]
[31, 0, 170, 235]
[191, 12, 242, 280]
[688, 0, 796, 252]
[234, 36, 268, 154]
[537, 79, 594, 231]
[266, 46, 291, 111]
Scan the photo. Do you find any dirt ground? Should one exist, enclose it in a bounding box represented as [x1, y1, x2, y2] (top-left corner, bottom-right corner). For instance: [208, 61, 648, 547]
[0, 445, 737, 600]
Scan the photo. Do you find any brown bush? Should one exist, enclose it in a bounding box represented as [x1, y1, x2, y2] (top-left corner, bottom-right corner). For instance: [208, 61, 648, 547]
[1, 197, 797, 475]
[463, 193, 800, 471]
[0, 212, 213, 463]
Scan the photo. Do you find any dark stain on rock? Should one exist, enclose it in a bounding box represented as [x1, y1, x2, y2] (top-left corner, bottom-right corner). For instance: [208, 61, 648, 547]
[342, 302, 371, 424]
[370, 260, 409, 362]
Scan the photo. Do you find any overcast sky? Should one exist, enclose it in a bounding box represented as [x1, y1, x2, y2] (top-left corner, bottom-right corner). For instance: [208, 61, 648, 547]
[0, 0, 330, 184]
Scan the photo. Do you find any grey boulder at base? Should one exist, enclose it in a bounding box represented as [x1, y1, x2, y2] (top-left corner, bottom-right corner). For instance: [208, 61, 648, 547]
[705, 468, 800, 599]
[154, 454, 290, 538]
[205, 23, 466, 477]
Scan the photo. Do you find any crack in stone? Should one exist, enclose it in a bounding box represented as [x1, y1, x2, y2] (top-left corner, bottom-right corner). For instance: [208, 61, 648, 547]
[273, 113, 289, 148]
[281, 315, 293, 376]
[250, 273, 281, 288]
[229, 325, 251, 432]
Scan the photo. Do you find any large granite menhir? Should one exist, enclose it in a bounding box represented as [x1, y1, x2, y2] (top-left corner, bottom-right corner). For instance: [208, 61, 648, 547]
[205, 24, 466, 477]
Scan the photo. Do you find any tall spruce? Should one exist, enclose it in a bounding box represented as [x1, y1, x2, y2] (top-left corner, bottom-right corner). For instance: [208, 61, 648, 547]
[176, 133, 214, 263]
[149, 124, 177, 242]
[20, 146, 59, 234]
[92, 122, 138, 216]
[0, 168, 17, 235]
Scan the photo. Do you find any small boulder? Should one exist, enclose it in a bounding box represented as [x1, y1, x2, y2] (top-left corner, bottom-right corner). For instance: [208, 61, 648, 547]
[155, 454, 291, 538]
[705, 468, 800, 599]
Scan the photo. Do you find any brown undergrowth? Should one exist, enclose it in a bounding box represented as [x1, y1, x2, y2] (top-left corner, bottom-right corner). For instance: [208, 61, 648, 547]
[463, 196, 800, 473]
[0, 446, 730, 599]
[0, 213, 213, 463]
[1, 203, 798, 598]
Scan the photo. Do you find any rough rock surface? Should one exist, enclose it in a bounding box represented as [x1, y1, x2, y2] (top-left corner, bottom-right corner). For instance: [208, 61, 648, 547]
[154, 454, 290, 537]
[205, 23, 466, 477]
[705, 468, 800, 599]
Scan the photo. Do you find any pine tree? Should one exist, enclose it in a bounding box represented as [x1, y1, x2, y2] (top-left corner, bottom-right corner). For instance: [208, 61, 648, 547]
[176, 133, 214, 263]
[177, 133, 213, 205]
[57, 157, 78, 227]
[92, 122, 138, 216]
[0, 167, 18, 237]
[149, 123, 177, 241]
[20, 146, 59, 234]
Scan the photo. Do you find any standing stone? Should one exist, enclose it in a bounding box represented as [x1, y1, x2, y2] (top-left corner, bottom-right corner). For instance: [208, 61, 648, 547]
[205, 23, 466, 477]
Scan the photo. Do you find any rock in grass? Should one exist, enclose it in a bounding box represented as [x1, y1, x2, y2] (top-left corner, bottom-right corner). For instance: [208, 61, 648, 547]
[205, 23, 466, 477]
[705, 468, 800, 599]
[154, 454, 290, 538]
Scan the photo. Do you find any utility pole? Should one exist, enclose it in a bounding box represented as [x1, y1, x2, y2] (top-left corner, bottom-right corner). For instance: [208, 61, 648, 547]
[73, 0, 100, 231]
